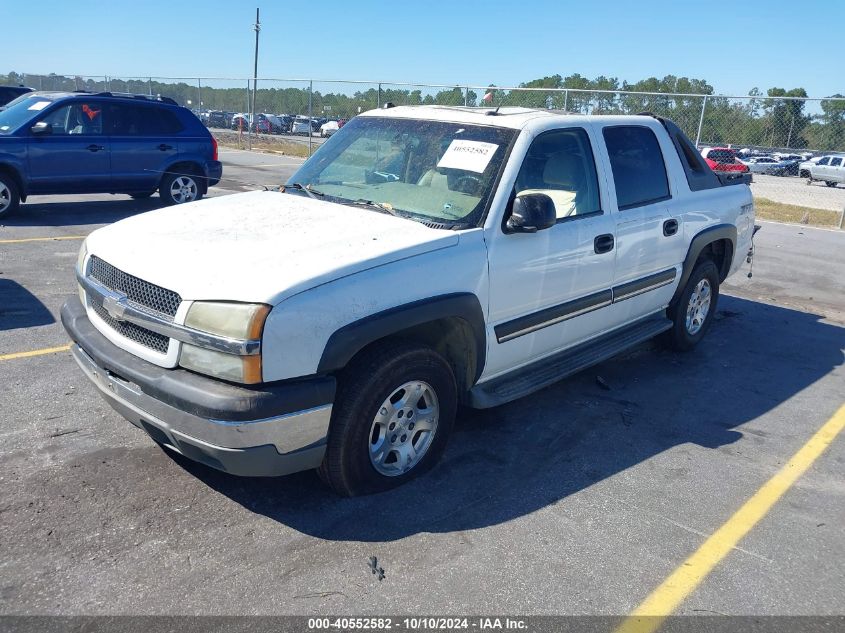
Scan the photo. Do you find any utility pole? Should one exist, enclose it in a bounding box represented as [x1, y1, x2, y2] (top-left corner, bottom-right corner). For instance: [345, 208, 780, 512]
[250, 7, 260, 150]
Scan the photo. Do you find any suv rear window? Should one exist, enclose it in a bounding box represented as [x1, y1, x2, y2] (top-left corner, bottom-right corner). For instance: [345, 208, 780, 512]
[603, 126, 671, 210]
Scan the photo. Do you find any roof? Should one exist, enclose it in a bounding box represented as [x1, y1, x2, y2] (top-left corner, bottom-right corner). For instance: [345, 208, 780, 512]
[23, 91, 179, 106]
[358, 105, 663, 132]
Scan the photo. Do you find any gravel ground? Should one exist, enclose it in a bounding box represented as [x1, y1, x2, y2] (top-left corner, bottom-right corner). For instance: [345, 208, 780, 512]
[750, 174, 845, 212]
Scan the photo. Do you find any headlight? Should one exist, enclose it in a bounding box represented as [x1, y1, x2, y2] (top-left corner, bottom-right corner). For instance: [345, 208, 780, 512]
[184, 301, 269, 340]
[179, 301, 270, 384]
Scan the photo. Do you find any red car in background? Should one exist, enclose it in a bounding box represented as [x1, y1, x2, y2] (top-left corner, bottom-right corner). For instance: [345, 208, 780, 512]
[701, 147, 749, 173]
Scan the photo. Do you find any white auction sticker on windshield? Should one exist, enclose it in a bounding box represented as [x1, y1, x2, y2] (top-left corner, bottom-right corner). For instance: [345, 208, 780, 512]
[27, 101, 51, 111]
[437, 140, 499, 173]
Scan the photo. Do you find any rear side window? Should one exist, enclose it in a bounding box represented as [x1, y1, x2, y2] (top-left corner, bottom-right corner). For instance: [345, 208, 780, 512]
[108, 104, 183, 136]
[603, 126, 670, 210]
[831, 157, 843, 167]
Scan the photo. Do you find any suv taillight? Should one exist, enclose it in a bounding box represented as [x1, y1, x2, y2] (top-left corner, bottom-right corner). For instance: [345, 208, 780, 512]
[211, 136, 218, 161]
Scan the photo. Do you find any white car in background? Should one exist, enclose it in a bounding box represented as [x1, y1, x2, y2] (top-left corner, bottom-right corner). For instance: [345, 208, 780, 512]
[808, 155, 845, 187]
[800, 154, 844, 179]
[290, 116, 313, 135]
[798, 156, 824, 178]
[320, 120, 339, 137]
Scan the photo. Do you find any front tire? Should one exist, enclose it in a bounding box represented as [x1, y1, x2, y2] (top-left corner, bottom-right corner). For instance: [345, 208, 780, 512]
[0, 173, 21, 219]
[665, 259, 720, 352]
[825, 181, 838, 188]
[318, 341, 457, 496]
[159, 172, 202, 205]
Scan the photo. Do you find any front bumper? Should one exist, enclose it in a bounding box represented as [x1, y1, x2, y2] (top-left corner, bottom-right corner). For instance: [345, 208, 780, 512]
[61, 297, 335, 477]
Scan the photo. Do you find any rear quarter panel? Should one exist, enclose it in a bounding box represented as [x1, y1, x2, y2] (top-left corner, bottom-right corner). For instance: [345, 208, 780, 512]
[660, 130, 754, 278]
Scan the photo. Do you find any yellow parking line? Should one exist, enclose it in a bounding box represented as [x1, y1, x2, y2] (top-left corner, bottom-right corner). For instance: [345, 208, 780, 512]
[0, 235, 86, 244]
[616, 402, 845, 633]
[0, 344, 71, 361]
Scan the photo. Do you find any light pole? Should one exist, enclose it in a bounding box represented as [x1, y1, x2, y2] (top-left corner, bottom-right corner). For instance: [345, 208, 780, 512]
[250, 7, 260, 150]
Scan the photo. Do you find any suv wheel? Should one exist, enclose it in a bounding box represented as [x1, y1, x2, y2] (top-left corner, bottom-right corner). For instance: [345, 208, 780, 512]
[0, 173, 21, 219]
[825, 181, 837, 188]
[318, 341, 457, 496]
[665, 259, 720, 352]
[160, 172, 202, 205]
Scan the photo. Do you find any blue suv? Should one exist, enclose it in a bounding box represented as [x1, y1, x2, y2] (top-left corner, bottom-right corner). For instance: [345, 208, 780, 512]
[0, 91, 223, 218]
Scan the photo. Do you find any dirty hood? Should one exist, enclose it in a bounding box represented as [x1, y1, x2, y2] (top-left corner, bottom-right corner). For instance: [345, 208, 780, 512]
[84, 190, 459, 304]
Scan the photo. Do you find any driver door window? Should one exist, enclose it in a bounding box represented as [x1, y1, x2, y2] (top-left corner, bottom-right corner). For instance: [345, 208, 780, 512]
[40, 102, 104, 136]
[514, 127, 602, 221]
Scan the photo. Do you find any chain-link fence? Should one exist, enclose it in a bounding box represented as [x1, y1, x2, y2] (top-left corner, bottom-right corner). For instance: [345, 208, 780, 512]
[6, 73, 845, 225]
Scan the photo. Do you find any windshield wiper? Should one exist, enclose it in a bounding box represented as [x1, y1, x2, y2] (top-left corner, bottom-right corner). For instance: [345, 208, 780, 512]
[283, 182, 325, 199]
[350, 199, 401, 217]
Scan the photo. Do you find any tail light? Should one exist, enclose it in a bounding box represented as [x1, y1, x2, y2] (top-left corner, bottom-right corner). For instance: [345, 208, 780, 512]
[211, 136, 218, 161]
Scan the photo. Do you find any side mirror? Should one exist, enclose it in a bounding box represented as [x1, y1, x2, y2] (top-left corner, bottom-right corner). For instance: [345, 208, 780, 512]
[506, 193, 556, 233]
[31, 121, 52, 136]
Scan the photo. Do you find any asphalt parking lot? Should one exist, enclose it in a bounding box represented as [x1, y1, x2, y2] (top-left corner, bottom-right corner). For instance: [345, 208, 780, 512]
[1, 151, 843, 619]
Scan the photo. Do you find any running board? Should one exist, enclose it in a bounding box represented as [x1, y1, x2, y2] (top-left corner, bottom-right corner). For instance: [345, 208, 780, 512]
[468, 315, 673, 409]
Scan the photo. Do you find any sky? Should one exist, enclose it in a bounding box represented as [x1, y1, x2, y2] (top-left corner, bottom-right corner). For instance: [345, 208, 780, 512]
[3, 0, 843, 98]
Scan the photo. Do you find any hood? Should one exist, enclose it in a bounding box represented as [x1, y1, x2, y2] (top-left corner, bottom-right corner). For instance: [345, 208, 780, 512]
[85, 190, 459, 304]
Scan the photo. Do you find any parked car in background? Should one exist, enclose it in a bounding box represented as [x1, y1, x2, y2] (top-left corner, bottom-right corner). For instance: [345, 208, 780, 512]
[799, 154, 844, 179]
[0, 91, 222, 217]
[261, 113, 286, 134]
[0, 85, 34, 107]
[809, 155, 844, 187]
[275, 114, 293, 133]
[231, 113, 250, 131]
[701, 147, 749, 174]
[320, 120, 339, 137]
[740, 156, 789, 175]
[290, 116, 312, 135]
[206, 110, 228, 128]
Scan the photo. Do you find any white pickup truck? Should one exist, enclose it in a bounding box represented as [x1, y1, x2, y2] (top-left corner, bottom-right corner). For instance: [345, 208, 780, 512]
[62, 106, 756, 496]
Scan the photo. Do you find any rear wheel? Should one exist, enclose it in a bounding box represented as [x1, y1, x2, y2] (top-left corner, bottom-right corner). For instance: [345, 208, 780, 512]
[0, 173, 21, 219]
[665, 259, 720, 352]
[318, 341, 457, 496]
[160, 172, 202, 205]
[825, 181, 838, 188]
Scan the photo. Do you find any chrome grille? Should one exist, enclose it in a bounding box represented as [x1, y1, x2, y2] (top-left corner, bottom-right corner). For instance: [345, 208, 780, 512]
[91, 301, 170, 353]
[89, 256, 181, 318]
[87, 256, 182, 353]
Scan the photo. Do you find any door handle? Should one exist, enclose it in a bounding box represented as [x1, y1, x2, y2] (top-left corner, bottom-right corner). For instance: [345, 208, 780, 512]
[594, 233, 614, 254]
[158, 144, 174, 151]
[663, 219, 679, 236]
[86, 144, 105, 152]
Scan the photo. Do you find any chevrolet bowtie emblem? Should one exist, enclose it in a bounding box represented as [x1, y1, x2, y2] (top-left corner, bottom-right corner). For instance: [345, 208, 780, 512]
[102, 294, 128, 321]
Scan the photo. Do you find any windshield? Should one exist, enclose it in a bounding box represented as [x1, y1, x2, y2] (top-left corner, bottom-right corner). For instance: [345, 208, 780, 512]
[288, 116, 517, 226]
[0, 95, 55, 135]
